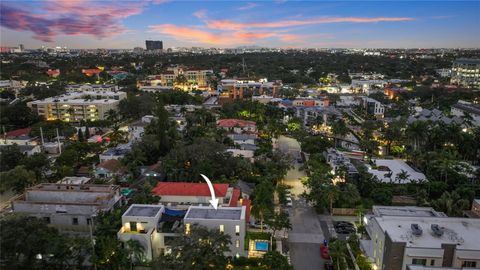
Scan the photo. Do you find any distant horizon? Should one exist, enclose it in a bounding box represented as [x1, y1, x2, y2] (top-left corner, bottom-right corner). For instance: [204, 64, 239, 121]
[1, 1, 479, 49]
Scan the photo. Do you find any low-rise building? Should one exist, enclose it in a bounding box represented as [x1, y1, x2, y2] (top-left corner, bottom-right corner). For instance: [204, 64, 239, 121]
[0, 127, 36, 145]
[367, 159, 427, 184]
[95, 159, 127, 179]
[295, 106, 342, 127]
[184, 206, 247, 257]
[451, 100, 480, 127]
[363, 211, 480, 270]
[65, 84, 119, 92]
[464, 199, 480, 218]
[152, 182, 230, 207]
[292, 97, 330, 107]
[324, 148, 358, 177]
[0, 144, 41, 156]
[12, 183, 123, 233]
[217, 119, 257, 134]
[99, 143, 131, 162]
[361, 97, 385, 118]
[218, 79, 282, 103]
[27, 90, 127, 122]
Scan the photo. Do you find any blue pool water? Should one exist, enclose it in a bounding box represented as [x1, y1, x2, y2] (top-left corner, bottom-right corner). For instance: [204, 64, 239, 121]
[255, 241, 269, 251]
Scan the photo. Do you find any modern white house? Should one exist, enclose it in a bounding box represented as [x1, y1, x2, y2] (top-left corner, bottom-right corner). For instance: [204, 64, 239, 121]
[184, 206, 247, 257]
[362, 206, 480, 270]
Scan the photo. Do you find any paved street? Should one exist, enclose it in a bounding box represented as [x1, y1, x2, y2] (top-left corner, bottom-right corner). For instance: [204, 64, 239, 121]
[276, 136, 327, 270]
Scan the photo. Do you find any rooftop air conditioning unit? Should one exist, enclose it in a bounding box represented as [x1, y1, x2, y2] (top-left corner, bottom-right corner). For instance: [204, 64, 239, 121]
[411, 223, 423, 236]
[431, 224, 444, 237]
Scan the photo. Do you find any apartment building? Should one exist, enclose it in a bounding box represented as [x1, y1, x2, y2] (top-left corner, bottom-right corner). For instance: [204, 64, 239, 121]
[138, 66, 213, 90]
[451, 58, 480, 88]
[363, 206, 480, 270]
[12, 183, 123, 233]
[184, 206, 247, 257]
[295, 106, 342, 127]
[65, 84, 119, 92]
[218, 79, 282, 103]
[292, 97, 330, 107]
[27, 90, 126, 122]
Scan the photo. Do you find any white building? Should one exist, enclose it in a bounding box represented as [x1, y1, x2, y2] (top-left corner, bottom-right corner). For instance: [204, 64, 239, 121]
[361, 97, 385, 118]
[27, 90, 127, 122]
[367, 159, 427, 183]
[363, 207, 480, 270]
[12, 183, 123, 233]
[118, 204, 169, 262]
[65, 84, 119, 92]
[184, 206, 247, 257]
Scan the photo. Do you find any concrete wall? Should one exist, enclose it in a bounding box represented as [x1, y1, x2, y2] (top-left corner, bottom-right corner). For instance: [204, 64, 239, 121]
[159, 195, 225, 205]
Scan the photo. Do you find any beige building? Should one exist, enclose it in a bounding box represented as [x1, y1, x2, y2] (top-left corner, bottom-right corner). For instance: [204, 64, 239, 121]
[27, 90, 126, 122]
[363, 206, 480, 270]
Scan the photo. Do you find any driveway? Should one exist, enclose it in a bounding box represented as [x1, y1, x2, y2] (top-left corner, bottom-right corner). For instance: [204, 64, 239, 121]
[277, 136, 327, 270]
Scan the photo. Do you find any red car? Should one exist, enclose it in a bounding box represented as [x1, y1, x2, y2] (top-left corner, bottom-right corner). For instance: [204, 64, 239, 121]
[320, 245, 330, 259]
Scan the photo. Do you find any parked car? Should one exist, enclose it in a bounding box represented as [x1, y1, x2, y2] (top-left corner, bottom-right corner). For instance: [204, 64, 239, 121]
[249, 221, 269, 230]
[320, 244, 330, 259]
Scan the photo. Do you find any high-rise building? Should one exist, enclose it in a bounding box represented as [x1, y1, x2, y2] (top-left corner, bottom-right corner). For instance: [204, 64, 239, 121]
[145, 40, 163, 51]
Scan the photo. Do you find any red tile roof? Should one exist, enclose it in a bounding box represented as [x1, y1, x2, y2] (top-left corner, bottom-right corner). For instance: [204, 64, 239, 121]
[242, 198, 251, 223]
[217, 119, 256, 128]
[152, 182, 229, 197]
[229, 188, 241, 207]
[4, 128, 31, 138]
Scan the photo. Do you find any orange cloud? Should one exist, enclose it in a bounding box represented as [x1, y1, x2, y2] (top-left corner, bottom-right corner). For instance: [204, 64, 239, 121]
[148, 24, 304, 45]
[206, 16, 415, 30]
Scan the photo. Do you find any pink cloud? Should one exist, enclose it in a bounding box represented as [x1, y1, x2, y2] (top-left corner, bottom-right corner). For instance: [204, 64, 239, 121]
[193, 9, 208, 19]
[0, 0, 148, 42]
[206, 16, 415, 30]
[148, 24, 303, 45]
[238, 2, 258, 11]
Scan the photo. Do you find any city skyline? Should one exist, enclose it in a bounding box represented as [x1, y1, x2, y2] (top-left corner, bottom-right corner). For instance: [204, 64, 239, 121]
[1, 0, 480, 49]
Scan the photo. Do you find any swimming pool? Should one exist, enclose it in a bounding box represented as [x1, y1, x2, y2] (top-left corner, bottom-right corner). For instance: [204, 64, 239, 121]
[255, 241, 269, 251]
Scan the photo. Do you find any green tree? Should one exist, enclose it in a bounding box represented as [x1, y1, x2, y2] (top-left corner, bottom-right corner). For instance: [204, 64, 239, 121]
[154, 225, 231, 270]
[265, 211, 292, 239]
[20, 152, 49, 181]
[329, 240, 348, 270]
[251, 181, 274, 232]
[258, 251, 293, 270]
[0, 166, 37, 194]
[126, 239, 145, 266]
[0, 144, 24, 172]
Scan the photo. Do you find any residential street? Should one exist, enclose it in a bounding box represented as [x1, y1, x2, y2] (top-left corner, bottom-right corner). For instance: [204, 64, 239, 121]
[276, 136, 328, 270]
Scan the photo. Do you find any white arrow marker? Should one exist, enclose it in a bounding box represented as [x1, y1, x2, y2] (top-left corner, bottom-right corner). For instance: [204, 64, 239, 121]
[200, 174, 219, 210]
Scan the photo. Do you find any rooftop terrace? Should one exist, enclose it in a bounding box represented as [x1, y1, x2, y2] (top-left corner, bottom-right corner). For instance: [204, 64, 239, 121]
[125, 205, 163, 217]
[185, 206, 245, 221]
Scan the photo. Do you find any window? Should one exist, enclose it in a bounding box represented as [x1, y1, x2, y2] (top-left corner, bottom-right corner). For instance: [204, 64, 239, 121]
[72, 218, 79, 225]
[43, 217, 50, 224]
[462, 261, 477, 267]
[185, 223, 190, 235]
[219, 224, 224, 233]
[130, 222, 137, 232]
[412, 259, 427, 266]
[87, 218, 91, 225]
[430, 259, 435, 266]
[235, 225, 240, 236]
[235, 240, 240, 248]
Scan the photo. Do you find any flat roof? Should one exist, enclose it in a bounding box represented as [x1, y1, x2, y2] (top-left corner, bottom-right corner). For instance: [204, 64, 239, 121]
[373, 216, 480, 250]
[185, 206, 244, 220]
[124, 205, 163, 217]
[372, 206, 444, 217]
[368, 159, 426, 183]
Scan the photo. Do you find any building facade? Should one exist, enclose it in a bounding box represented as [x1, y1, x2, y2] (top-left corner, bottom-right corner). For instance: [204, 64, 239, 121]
[145, 40, 163, 51]
[27, 90, 126, 122]
[184, 206, 247, 257]
[451, 58, 480, 88]
[363, 206, 480, 270]
[12, 183, 123, 233]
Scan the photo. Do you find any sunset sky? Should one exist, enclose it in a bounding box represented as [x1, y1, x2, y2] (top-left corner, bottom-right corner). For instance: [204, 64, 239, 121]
[1, 0, 479, 49]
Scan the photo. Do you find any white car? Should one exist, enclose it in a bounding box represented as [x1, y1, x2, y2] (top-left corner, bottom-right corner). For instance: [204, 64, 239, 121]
[286, 201, 293, 207]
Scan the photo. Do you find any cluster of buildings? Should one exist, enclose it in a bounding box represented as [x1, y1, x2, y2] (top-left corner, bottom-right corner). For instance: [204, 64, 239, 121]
[217, 119, 258, 160]
[217, 79, 282, 104]
[138, 65, 213, 91]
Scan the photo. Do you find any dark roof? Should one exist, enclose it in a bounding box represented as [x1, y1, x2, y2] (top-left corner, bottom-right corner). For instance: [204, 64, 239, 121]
[452, 103, 480, 116]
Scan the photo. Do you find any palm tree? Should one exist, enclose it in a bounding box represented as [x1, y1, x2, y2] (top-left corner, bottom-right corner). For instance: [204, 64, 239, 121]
[395, 170, 410, 184]
[329, 240, 348, 270]
[406, 121, 428, 151]
[251, 181, 274, 232]
[332, 119, 349, 147]
[126, 239, 145, 267]
[323, 183, 340, 215]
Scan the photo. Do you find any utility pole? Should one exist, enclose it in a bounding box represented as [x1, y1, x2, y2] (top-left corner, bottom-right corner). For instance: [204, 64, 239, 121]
[40, 127, 45, 145]
[56, 128, 61, 154]
[2, 126, 6, 144]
